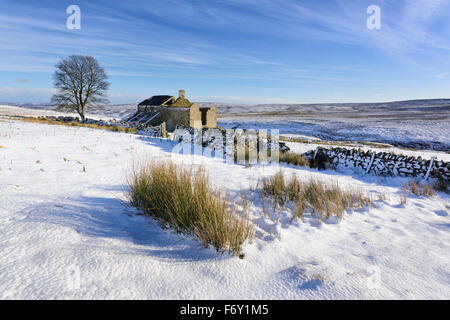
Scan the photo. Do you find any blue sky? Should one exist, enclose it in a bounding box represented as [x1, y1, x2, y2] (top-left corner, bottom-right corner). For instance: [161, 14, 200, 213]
[1, 0, 450, 104]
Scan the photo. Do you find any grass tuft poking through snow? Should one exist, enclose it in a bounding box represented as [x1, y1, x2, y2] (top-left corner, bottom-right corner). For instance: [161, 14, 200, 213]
[261, 171, 372, 222]
[279, 151, 310, 167]
[432, 176, 449, 193]
[127, 161, 253, 256]
[402, 180, 435, 197]
[232, 145, 310, 168]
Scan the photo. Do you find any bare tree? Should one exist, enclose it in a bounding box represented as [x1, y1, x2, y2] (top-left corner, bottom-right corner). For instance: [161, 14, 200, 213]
[52, 55, 109, 122]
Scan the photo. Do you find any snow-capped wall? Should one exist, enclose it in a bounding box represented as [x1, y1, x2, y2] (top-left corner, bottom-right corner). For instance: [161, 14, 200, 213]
[305, 147, 449, 180]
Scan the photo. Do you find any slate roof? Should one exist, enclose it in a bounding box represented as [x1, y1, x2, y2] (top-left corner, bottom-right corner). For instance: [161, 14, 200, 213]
[138, 95, 174, 106]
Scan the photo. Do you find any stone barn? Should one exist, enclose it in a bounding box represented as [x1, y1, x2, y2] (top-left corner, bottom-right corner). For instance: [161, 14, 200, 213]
[127, 90, 217, 132]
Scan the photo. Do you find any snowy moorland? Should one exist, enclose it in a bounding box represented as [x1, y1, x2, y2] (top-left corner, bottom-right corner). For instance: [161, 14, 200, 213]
[217, 100, 450, 151]
[6, 99, 450, 151]
[0, 112, 449, 299]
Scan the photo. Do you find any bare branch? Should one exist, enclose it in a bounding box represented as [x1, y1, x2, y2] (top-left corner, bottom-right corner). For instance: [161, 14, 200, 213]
[51, 55, 109, 122]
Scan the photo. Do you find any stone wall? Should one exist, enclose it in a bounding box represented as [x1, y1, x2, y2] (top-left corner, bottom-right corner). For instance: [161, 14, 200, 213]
[304, 147, 449, 180]
[189, 104, 202, 129]
[206, 106, 218, 128]
[172, 127, 290, 154]
[160, 107, 191, 131]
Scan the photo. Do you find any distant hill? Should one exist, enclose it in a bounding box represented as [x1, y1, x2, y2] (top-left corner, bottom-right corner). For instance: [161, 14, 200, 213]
[3, 98, 450, 119]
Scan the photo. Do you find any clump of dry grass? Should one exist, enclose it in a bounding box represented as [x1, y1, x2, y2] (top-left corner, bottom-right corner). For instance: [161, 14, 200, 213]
[402, 180, 435, 197]
[432, 176, 448, 193]
[261, 171, 287, 206]
[279, 152, 310, 167]
[261, 171, 372, 222]
[127, 161, 253, 255]
[233, 146, 310, 168]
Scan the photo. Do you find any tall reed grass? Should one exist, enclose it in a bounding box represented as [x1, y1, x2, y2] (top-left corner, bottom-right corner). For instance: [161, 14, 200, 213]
[261, 171, 372, 221]
[127, 161, 253, 255]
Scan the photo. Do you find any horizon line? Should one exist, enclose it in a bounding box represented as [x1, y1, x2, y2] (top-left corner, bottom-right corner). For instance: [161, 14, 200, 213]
[2, 97, 450, 107]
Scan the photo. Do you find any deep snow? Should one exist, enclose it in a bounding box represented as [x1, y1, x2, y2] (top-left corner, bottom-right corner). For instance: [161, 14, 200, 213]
[0, 117, 449, 299]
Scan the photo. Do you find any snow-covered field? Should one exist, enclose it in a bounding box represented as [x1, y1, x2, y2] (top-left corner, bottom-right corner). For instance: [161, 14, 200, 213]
[219, 118, 450, 152]
[1, 115, 449, 299]
[7, 99, 450, 151]
[217, 100, 450, 152]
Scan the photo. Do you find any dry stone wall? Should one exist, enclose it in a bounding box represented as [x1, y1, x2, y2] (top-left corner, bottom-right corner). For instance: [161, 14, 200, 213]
[304, 147, 449, 180]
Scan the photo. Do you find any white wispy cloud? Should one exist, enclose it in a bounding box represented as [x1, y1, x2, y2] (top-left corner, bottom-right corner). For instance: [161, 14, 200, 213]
[1, 0, 450, 103]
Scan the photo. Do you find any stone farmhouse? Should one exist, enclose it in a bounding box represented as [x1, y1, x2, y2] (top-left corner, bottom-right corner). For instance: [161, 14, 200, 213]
[127, 90, 217, 132]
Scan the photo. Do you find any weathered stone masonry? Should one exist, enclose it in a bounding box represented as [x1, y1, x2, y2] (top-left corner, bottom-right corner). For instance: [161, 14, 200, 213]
[128, 90, 217, 132]
[304, 147, 450, 181]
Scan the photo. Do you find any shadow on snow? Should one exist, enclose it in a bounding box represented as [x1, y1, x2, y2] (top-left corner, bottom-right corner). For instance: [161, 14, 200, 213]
[22, 191, 226, 263]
